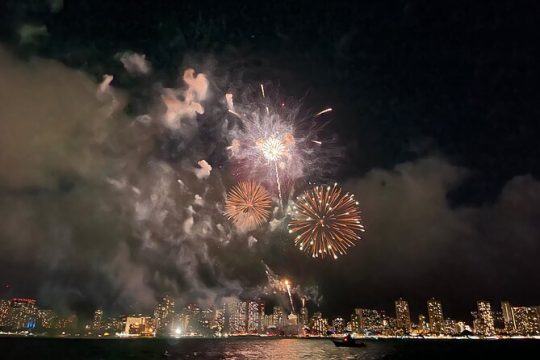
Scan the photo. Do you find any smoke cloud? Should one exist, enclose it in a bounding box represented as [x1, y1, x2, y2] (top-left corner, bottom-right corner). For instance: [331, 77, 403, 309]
[1, 44, 539, 320]
[117, 51, 152, 75]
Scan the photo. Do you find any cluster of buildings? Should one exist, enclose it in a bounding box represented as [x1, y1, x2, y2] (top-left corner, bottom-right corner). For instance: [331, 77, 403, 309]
[0, 298, 77, 334]
[1, 296, 539, 338]
[349, 299, 540, 337]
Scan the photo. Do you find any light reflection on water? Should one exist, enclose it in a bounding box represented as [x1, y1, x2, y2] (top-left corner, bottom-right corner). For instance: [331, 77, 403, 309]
[3, 336, 539, 360]
[165, 338, 390, 359]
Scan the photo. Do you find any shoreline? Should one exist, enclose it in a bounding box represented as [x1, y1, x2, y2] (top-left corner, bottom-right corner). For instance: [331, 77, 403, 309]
[1, 334, 540, 341]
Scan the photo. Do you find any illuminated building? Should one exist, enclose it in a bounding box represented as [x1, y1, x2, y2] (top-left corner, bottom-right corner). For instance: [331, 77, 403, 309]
[104, 316, 124, 333]
[272, 306, 285, 329]
[427, 298, 444, 335]
[0, 300, 10, 326]
[236, 301, 248, 334]
[349, 313, 359, 333]
[287, 313, 298, 326]
[354, 308, 384, 334]
[55, 314, 77, 331]
[418, 314, 428, 332]
[154, 296, 175, 336]
[475, 301, 495, 336]
[332, 317, 345, 334]
[124, 316, 153, 336]
[501, 301, 516, 333]
[512, 306, 540, 335]
[310, 312, 328, 335]
[212, 308, 224, 335]
[263, 314, 273, 330]
[257, 302, 265, 333]
[455, 321, 467, 334]
[223, 299, 248, 334]
[299, 299, 308, 326]
[38, 309, 56, 329]
[8, 298, 38, 330]
[93, 309, 103, 330]
[395, 298, 412, 332]
[247, 301, 260, 333]
[442, 318, 459, 335]
[181, 304, 202, 335]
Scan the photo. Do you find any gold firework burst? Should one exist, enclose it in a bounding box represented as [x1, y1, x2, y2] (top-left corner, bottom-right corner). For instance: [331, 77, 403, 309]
[225, 181, 272, 230]
[288, 183, 364, 259]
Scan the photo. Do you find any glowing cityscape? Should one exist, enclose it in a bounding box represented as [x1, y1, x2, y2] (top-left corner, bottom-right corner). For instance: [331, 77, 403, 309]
[1, 296, 539, 339]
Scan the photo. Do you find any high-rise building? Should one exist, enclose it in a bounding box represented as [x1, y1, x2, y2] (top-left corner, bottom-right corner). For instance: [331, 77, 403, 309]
[154, 296, 175, 336]
[350, 313, 360, 333]
[310, 312, 328, 335]
[93, 309, 103, 330]
[332, 317, 345, 334]
[418, 314, 428, 332]
[272, 306, 285, 329]
[213, 308, 225, 335]
[355, 308, 384, 333]
[427, 298, 444, 335]
[247, 301, 260, 334]
[257, 302, 265, 333]
[501, 301, 516, 333]
[0, 300, 10, 327]
[263, 314, 273, 330]
[181, 303, 203, 335]
[299, 298, 309, 326]
[224, 299, 248, 334]
[37, 309, 56, 329]
[395, 298, 412, 332]
[236, 301, 248, 334]
[8, 298, 38, 330]
[512, 306, 540, 336]
[475, 301, 495, 336]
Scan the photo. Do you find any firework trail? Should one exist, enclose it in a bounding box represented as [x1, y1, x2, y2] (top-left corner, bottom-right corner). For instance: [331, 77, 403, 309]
[288, 183, 364, 259]
[284, 279, 295, 313]
[314, 107, 332, 118]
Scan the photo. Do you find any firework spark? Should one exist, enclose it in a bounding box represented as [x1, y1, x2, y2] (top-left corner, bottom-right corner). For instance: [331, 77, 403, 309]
[225, 181, 272, 230]
[288, 183, 364, 259]
[314, 107, 332, 118]
[284, 279, 295, 313]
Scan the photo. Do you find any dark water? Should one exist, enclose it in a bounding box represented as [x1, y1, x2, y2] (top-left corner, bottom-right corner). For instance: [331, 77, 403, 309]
[2, 337, 540, 359]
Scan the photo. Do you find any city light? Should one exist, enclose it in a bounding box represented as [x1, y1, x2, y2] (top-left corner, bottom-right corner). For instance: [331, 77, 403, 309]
[1, 294, 539, 338]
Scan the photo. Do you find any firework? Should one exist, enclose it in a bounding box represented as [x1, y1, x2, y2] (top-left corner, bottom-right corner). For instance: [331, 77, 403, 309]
[288, 183, 364, 259]
[226, 88, 336, 209]
[284, 279, 295, 312]
[225, 181, 272, 230]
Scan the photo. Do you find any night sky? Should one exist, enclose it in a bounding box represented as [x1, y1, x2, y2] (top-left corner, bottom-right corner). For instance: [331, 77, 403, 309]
[1, 0, 540, 322]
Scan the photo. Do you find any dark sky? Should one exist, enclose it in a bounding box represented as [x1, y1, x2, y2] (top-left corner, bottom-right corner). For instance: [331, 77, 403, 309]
[1, 0, 540, 322]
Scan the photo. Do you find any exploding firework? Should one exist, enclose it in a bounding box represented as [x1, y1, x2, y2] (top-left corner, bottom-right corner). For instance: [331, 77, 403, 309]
[226, 86, 338, 209]
[225, 181, 272, 230]
[288, 183, 364, 259]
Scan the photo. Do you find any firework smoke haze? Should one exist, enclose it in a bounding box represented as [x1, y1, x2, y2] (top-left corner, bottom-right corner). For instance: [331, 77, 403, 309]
[161, 68, 208, 130]
[118, 51, 152, 75]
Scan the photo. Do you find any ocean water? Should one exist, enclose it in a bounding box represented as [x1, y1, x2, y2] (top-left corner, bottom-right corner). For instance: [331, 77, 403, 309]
[1, 337, 539, 359]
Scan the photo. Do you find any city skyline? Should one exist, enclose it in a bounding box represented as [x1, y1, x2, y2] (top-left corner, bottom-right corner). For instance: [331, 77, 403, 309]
[2, 293, 540, 338]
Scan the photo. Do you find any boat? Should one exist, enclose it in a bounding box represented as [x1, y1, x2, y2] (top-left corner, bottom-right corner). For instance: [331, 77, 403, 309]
[332, 335, 366, 348]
